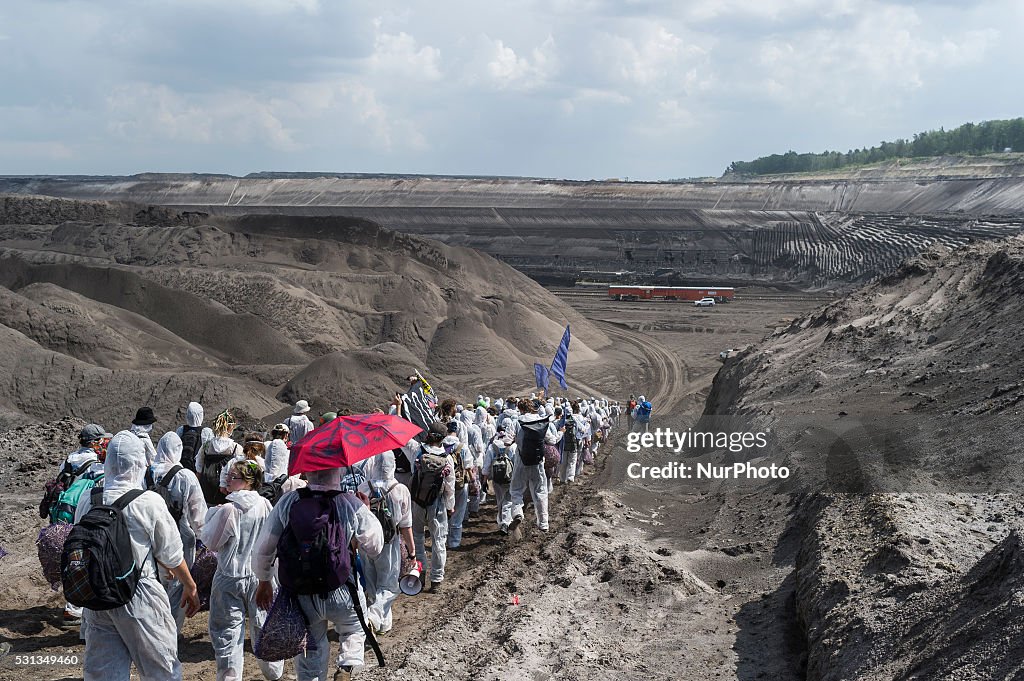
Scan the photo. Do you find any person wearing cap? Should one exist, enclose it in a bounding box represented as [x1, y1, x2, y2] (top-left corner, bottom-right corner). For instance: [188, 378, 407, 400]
[53, 423, 109, 625]
[410, 422, 456, 592]
[130, 406, 159, 466]
[284, 400, 314, 445]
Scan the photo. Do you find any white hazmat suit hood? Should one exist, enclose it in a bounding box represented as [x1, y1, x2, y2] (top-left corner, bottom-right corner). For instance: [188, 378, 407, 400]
[152, 432, 183, 478]
[104, 430, 148, 495]
[367, 451, 397, 483]
[186, 402, 204, 428]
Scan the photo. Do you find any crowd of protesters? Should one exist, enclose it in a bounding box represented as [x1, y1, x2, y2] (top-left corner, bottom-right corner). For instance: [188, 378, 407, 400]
[37, 385, 628, 681]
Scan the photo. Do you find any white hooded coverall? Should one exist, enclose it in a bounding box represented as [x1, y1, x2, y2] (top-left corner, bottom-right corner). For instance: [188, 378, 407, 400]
[73, 431, 185, 681]
[151, 432, 208, 633]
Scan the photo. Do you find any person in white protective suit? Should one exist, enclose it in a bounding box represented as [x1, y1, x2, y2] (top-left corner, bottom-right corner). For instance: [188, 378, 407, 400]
[508, 400, 558, 533]
[443, 430, 474, 550]
[358, 451, 415, 634]
[482, 426, 516, 533]
[217, 433, 267, 490]
[476, 405, 496, 443]
[74, 431, 200, 681]
[202, 460, 283, 681]
[409, 422, 456, 592]
[151, 432, 208, 633]
[460, 409, 487, 516]
[559, 402, 589, 484]
[196, 411, 244, 499]
[284, 400, 315, 445]
[590, 401, 605, 454]
[253, 467, 384, 681]
[263, 439, 306, 495]
[129, 406, 159, 466]
[175, 401, 214, 454]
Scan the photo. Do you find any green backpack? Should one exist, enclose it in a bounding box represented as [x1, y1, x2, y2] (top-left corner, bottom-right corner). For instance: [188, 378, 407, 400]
[50, 475, 103, 524]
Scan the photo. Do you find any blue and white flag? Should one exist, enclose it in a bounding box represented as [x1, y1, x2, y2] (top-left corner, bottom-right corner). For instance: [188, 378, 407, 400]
[549, 324, 570, 390]
[534, 363, 550, 390]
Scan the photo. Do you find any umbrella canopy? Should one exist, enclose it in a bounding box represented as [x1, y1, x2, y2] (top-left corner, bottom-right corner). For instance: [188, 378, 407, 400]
[288, 413, 423, 476]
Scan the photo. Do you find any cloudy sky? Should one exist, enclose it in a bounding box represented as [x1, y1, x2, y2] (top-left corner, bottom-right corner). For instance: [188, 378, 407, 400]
[1, 0, 1020, 179]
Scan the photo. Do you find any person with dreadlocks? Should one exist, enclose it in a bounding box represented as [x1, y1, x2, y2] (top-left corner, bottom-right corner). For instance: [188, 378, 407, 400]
[196, 410, 243, 506]
[202, 459, 283, 681]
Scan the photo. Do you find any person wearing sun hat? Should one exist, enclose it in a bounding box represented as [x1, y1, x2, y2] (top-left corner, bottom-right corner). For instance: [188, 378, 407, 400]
[284, 399, 314, 445]
[129, 406, 159, 466]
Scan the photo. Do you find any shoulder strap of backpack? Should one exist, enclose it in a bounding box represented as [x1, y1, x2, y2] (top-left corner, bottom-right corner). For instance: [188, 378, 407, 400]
[110, 488, 145, 511]
[72, 458, 98, 477]
[384, 482, 398, 495]
[159, 465, 184, 488]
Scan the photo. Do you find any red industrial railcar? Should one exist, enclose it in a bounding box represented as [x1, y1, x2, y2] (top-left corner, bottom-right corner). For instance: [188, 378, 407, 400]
[608, 285, 735, 302]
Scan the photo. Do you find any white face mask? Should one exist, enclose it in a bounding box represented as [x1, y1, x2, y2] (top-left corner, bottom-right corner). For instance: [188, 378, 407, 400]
[132, 423, 153, 435]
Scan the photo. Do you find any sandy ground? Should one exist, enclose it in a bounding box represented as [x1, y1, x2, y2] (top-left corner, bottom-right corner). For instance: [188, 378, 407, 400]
[0, 289, 826, 680]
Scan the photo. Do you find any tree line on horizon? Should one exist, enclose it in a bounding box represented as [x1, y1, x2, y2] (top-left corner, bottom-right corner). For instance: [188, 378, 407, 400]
[725, 118, 1024, 176]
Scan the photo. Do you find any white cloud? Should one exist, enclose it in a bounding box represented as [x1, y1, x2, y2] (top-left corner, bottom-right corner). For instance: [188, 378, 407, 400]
[745, 5, 998, 107]
[368, 20, 443, 82]
[601, 24, 711, 94]
[485, 35, 557, 90]
[0, 0, 1019, 178]
[105, 84, 299, 151]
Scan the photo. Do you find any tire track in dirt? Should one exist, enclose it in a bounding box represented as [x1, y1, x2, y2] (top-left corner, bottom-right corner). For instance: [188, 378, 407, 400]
[596, 321, 688, 413]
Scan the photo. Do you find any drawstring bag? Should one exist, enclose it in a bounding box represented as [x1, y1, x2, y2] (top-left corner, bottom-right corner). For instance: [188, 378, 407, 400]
[582, 444, 594, 465]
[543, 444, 561, 481]
[254, 587, 316, 662]
[191, 543, 218, 612]
[36, 524, 73, 590]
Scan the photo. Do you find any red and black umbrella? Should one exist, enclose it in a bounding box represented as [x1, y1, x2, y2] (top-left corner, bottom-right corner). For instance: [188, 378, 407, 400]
[288, 413, 423, 476]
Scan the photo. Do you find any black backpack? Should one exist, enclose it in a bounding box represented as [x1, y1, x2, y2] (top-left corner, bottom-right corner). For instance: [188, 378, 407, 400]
[199, 442, 237, 506]
[179, 426, 203, 472]
[410, 451, 448, 508]
[146, 465, 184, 523]
[370, 483, 398, 544]
[258, 474, 288, 506]
[519, 418, 549, 466]
[61, 488, 147, 610]
[563, 417, 578, 452]
[489, 440, 514, 485]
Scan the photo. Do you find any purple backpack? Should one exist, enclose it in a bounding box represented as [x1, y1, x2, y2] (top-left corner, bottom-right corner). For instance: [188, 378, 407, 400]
[277, 488, 353, 596]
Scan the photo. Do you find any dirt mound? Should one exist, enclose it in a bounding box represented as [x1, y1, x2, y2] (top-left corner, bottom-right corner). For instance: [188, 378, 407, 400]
[706, 237, 1024, 679]
[0, 196, 608, 428]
